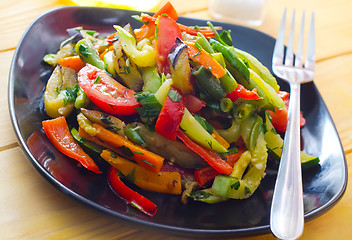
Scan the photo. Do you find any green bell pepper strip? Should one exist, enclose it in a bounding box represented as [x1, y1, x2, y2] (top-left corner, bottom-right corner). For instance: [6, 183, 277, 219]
[180, 108, 228, 153]
[74, 86, 90, 109]
[140, 66, 162, 93]
[211, 39, 250, 82]
[114, 25, 156, 67]
[235, 48, 280, 92]
[248, 69, 285, 110]
[188, 188, 228, 204]
[195, 32, 214, 54]
[263, 112, 320, 169]
[196, 34, 237, 93]
[216, 120, 241, 144]
[192, 66, 227, 100]
[76, 38, 104, 70]
[211, 129, 268, 199]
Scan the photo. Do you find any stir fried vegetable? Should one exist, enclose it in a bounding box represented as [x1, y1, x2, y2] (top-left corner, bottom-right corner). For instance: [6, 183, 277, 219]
[41, 2, 319, 217]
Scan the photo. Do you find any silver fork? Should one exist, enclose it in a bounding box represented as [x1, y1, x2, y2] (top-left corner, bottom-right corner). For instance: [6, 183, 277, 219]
[270, 9, 315, 239]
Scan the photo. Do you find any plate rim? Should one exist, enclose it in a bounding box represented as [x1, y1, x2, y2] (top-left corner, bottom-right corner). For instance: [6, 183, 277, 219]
[8, 6, 348, 238]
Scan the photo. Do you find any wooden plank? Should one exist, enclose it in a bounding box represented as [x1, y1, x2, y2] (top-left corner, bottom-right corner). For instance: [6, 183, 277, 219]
[314, 53, 352, 153]
[0, 50, 21, 148]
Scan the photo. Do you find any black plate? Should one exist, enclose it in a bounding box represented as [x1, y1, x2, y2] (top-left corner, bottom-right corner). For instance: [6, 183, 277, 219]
[8, 6, 347, 238]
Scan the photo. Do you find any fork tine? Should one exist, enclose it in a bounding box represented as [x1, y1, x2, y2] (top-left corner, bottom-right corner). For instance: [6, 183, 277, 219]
[285, 9, 296, 66]
[272, 8, 287, 66]
[294, 11, 305, 68]
[305, 12, 315, 71]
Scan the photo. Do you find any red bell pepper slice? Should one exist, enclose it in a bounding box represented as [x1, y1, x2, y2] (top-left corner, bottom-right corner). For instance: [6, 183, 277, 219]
[194, 166, 220, 187]
[176, 130, 232, 175]
[155, 15, 182, 73]
[78, 64, 140, 115]
[107, 166, 158, 217]
[194, 148, 246, 186]
[184, 94, 206, 113]
[155, 87, 185, 140]
[226, 83, 261, 102]
[42, 116, 101, 173]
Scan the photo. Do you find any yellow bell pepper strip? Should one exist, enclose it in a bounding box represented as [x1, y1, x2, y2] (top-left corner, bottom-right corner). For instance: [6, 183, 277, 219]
[248, 69, 285, 110]
[155, 87, 185, 140]
[235, 48, 280, 92]
[186, 42, 226, 79]
[101, 150, 182, 195]
[176, 129, 232, 175]
[93, 123, 164, 173]
[113, 25, 156, 67]
[107, 166, 158, 217]
[42, 116, 101, 174]
[179, 108, 228, 153]
[211, 130, 268, 199]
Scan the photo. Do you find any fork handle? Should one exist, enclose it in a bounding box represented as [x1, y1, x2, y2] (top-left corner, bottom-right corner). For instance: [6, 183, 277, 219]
[270, 81, 304, 239]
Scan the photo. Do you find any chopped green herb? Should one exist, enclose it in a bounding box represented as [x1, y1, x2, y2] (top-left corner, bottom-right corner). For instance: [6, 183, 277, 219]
[119, 65, 131, 75]
[154, 24, 159, 39]
[167, 89, 182, 102]
[110, 152, 117, 158]
[94, 75, 100, 83]
[134, 151, 144, 155]
[105, 126, 121, 133]
[119, 145, 134, 157]
[244, 187, 251, 195]
[231, 180, 240, 190]
[189, 190, 213, 200]
[62, 84, 79, 104]
[194, 115, 213, 134]
[100, 114, 113, 125]
[135, 92, 162, 118]
[142, 159, 155, 167]
[131, 15, 150, 25]
[78, 44, 90, 58]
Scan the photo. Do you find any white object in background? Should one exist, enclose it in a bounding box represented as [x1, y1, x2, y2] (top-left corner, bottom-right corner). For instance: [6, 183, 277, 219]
[208, 0, 268, 26]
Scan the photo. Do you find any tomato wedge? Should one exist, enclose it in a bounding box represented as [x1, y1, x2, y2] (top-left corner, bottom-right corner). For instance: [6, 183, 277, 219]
[78, 64, 140, 115]
[42, 116, 101, 173]
[269, 99, 306, 132]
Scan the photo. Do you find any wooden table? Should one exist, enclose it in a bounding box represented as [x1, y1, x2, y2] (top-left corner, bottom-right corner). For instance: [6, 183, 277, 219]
[1, 0, 352, 239]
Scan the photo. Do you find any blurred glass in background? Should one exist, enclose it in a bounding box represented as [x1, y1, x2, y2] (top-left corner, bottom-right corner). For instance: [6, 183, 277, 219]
[208, 0, 268, 27]
[68, 0, 161, 11]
